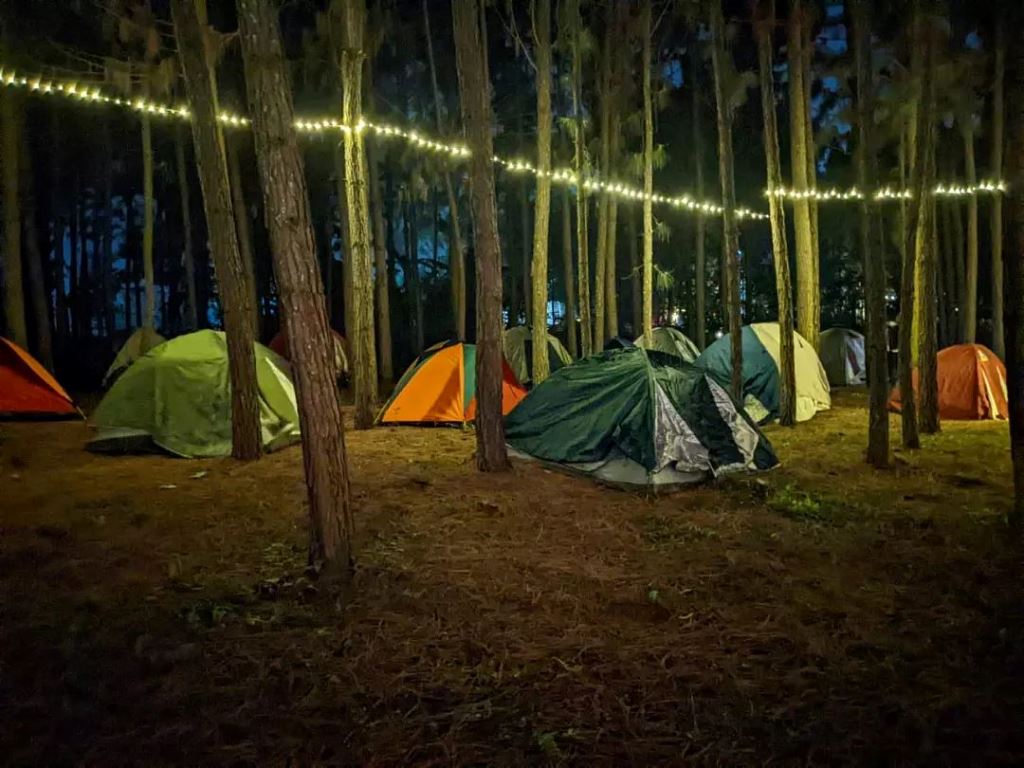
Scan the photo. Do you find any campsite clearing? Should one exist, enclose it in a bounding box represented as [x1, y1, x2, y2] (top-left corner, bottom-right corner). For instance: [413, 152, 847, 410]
[1, 390, 1020, 765]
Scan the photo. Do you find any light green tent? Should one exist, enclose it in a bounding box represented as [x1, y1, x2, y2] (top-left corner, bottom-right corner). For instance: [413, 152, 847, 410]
[635, 326, 700, 362]
[696, 322, 830, 423]
[502, 326, 572, 385]
[103, 327, 166, 385]
[88, 330, 301, 457]
[505, 347, 778, 488]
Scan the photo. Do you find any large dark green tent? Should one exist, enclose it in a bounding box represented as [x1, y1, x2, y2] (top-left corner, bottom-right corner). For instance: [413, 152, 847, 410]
[505, 347, 778, 488]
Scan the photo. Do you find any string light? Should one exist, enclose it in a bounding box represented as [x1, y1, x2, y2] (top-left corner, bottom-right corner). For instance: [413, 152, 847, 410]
[767, 181, 1007, 203]
[932, 180, 1007, 197]
[2, 60, 764, 221]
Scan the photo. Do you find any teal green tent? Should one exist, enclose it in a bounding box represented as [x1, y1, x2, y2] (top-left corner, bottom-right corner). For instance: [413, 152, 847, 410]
[505, 347, 778, 488]
[88, 330, 301, 457]
[503, 326, 572, 385]
[696, 322, 830, 423]
[635, 326, 700, 362]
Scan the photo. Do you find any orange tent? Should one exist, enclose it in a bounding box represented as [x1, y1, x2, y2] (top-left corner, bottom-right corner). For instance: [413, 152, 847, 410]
[0, 337, 76, 417]
[377, 340, 526, 424]
[889, 343, 1008, 420]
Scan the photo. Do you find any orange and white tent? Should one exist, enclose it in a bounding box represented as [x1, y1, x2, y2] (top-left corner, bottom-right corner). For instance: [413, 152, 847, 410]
[377, 340, 526, 424]
[889, 343, 1008, 420]
[0, 337, 76, 417]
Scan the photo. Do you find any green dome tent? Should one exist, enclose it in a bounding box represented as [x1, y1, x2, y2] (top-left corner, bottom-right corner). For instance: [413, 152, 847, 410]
[635, 326, 700, 362]
[502, 326, 573, 385]
[88, 330, 301, 457]
[819, 328, 866, 386]
[696, 322, 830, 423]
[505, 347, 778, 489]
[103, 327, 167, 386]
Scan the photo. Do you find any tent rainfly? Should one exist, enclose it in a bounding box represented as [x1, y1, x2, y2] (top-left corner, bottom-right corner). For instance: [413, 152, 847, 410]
[505, 347, 778, 489]
[889, 343, 1008, 420]
[0, 337, 77, 418]
[635, 326, 701, 363]
[502, 326, 572, 385]
[819, 328, 866, 387]
[696, 322, 831, 423]
[88, 330, 301, 457]
[103, 327, 166, 386]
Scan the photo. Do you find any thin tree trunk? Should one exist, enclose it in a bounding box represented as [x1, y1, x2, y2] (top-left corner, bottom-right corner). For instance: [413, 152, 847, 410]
[803, 11, 820, 346]
[340, 0, 379, 429]
[423, 0, 466, 340]
[788, 0, 817, 350]
[175, 124, 198, 331]
[710, 0, 743, 401]
[917, 29, 940, 435]
[141, 114, 155, 330]
[405, 196, 424, 353]
[691, 37, 707, 350]
[630, 204, 641, 336]
[569, 0, 591, 356]
[172, 0, 262, 461]
[1005, 5, 1024, 526]
[561, 186, 577, 357]
[19, 132, 52, 369]
[853, 0, 888, 466]
[605, 194, 619, 339]
[332, 143, 348, 330]
[519, 178, 531, 322]
[367, 142, 393, 383]
[234, 0, 355, 571]
[640, 0, 654, 346]
[452, 0, 509, 471]
[594, 5, 613, 351]
[756, 0, 795, 426]
[1, 91, 26, 347]
[227, 132, 259, 336]
[990, 19, 1006, 358]
[962, 125, 979, 342]
[531, 0, 553, 383]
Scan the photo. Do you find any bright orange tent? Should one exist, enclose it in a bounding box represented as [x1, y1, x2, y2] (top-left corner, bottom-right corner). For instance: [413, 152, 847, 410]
[889, 343, 1008, 420]
[377, 340, 526, 424]
[0, 337, 76, 417]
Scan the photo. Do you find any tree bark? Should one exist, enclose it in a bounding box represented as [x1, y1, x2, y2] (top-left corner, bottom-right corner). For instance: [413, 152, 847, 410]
[172, 0, 262, 461]
[690, 37, 707, 350]
[234, 0, 355, 571]
[962, 125, 979, 342]
[1, 90, 26, 347]
[340, 0, 379, 429]
[569, 0, 592, 356]
[788, 0, 818, 351]
[593, 4, 613, 351]
[367, 142, 393, 383]
[530, 0, 553, 383]
[227, 132, 260, 336]
[561, 187, 577, 357]
[175, 124, 199, 331]
[710, 0, 744, 401]
[630, 203, 641, 337]
[641, 0, 654, 346]
[916, 28, 939, 434]
[332, 142, 348, 331]
[19, 132, 52, 369]
[141, 114, 156, 330]
[519, 178, 531, 322]
[756, 0, 796, 426]
[423, 0, 466, 341]
[852, 0, 888, 466]
[452, 0, 509, 471]
[990, 20, 1006, 358]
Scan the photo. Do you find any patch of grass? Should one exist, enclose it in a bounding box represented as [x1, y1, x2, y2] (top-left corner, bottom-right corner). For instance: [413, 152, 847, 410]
[640, 514, 719, 545]
[768, 484, 830, 524]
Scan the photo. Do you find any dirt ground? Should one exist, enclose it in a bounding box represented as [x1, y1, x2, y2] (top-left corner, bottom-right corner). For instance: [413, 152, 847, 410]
[1, 390, 1022, 766]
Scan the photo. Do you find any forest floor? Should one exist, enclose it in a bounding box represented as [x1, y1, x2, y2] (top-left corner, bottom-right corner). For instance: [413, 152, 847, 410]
[1, 390, 1022, 766]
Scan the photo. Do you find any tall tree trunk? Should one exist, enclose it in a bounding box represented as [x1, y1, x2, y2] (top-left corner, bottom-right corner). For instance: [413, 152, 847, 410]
[593, 5, 613, 351]
[519, 178, 531, 322]
[561, 187, 578, 357]
[175, 124, 199, 331]
[690, 37, 707, 350]
[852, 0, 888, 466]
[640, 0, 654, 346]
[939, 197, 957, 344]
[788, 0, 818, 350]
[756, 0, 796, 426]
[452, 0, 509, 471]
[1, 91, 26, 347]
[1005, 5, 1024, 526]
[141, 114, 156, 330]
[569, 0, 592, 356]
[530, 0, 553, 383]
[802, 9, 820, 345]
[962, 124, 979, 342]
[710, 0, 744, 401]
[916, 31, 939, 434]
[172, 0, 263, 461]
[605, 190, 619, 338]
[990, 20, 1006, 358]
[227, 132, 259, 336]
[332, 143, 348, 331]
[234, 0, 355, 571]
[423, 0, 466, 340]
[367, 142, 393, 383]
[630, 204, 641, 336]
[341, 0, 379, 429]
[19, 132, 52, 369]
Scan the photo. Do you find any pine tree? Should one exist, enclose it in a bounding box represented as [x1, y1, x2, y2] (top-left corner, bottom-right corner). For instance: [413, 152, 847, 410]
[531, 0, 554, 384]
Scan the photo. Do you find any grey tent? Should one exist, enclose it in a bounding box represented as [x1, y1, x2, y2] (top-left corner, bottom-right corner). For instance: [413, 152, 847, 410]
[635, 326, 700, 362]
[502, 326, 572, 385]
[819, 328, 866, 386]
